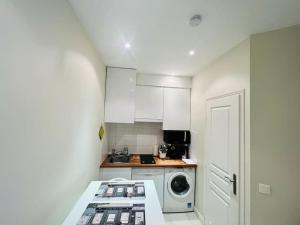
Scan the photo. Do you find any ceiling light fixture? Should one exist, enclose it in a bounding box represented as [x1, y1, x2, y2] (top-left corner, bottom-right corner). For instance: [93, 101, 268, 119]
[189, 50, 195, 56]
[189, 14, 202, 27]
[125, 42, 131, 49]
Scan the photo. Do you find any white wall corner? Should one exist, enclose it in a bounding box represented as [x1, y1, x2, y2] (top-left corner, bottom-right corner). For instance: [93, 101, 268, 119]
[194, 207, 205, 225]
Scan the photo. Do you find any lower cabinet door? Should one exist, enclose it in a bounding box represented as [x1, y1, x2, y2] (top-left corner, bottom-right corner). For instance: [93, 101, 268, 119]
[132, 168, 164, 208]
[100, 168, 132, 181]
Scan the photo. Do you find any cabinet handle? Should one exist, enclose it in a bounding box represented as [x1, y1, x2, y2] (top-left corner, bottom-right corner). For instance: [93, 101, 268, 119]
[137, 173, 159, 176]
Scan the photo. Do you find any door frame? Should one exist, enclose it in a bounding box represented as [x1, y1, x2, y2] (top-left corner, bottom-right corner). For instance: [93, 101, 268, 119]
[203, 90, 245, 225]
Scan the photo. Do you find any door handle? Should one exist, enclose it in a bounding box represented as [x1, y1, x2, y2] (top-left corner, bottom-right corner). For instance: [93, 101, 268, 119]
[224, 174, 237, 195]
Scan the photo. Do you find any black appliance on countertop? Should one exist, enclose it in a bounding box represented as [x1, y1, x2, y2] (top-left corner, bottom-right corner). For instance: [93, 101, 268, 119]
[140, 154, 156, 164]
[163, 130, 191, 159]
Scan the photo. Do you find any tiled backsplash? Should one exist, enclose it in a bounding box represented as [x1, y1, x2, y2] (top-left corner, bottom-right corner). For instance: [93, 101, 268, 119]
[107, 122, 163, 154]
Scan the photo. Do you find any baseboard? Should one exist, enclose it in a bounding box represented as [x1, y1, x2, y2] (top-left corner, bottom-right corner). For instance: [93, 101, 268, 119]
[194, 207, 204, 225]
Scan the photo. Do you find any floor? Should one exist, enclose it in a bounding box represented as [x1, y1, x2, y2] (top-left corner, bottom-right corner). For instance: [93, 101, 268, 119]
[164, 212, 202, 225]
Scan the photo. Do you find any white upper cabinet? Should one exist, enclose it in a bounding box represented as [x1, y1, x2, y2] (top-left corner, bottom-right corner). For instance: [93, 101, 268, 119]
[163, 88, 190, 130]
[135, 86, 164, 122]
[137, 74, 192, 88]
[104, 67, 136, 123]
[104, 72, 191, 127]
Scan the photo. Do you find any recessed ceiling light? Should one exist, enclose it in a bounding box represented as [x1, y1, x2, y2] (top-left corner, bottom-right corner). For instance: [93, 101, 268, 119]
[189, 50, 195, 56]
[125, 42, 131, 49]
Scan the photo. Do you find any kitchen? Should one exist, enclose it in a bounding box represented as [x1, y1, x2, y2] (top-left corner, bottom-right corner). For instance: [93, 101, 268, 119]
[64, 69, 198, 225]
[1, 1, 300, 225]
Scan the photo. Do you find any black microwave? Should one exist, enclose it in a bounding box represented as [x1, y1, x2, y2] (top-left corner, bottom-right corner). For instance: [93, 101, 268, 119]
[163, 130, 191, 144]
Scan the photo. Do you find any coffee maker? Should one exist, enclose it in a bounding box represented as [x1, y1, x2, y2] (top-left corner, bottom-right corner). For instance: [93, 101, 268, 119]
[163, 130, 191, 159]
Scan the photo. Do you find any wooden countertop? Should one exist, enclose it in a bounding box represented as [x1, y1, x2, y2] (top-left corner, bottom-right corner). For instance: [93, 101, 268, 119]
[100, 154, 197, 168]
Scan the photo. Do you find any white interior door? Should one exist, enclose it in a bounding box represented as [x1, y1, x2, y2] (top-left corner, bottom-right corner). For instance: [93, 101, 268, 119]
[204, 94, 241, 225]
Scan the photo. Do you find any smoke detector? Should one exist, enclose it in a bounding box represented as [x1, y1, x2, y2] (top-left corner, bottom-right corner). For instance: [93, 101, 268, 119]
[189, 14, 202, 27]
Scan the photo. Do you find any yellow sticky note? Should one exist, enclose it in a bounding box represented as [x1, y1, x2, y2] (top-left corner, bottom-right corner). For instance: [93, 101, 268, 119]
[99, 125, 104, 140]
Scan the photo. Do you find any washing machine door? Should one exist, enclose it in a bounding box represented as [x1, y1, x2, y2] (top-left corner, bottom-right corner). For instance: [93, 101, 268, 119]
[167, 172, 192, 199]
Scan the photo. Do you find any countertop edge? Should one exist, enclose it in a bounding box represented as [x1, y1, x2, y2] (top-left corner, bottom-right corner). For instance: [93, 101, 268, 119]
[99, 154, 197, 168]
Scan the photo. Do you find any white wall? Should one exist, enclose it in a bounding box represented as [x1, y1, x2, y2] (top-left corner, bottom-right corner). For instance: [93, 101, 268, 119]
[107, 123, 163, 155]
[0, 1, 107, 225]
[191, 39, 250, 223]
[250, 25, 300, 225]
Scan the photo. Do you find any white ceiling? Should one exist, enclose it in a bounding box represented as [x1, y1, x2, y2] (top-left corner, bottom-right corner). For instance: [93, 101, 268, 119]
[69, 0, 300, 76]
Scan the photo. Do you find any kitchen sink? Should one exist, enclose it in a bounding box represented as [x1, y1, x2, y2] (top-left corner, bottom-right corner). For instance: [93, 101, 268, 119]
[108, 154, 130, 163]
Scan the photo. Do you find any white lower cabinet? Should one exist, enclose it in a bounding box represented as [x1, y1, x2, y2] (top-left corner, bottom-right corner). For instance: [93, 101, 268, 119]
[132, 168, 164, 208]
[100, 168, 132, 181]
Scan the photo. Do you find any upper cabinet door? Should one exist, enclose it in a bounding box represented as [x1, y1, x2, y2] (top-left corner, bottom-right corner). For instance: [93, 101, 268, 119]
[135, 86, 164, 122]
[105, 67, 136, 123]
[163, 88, 190, 130]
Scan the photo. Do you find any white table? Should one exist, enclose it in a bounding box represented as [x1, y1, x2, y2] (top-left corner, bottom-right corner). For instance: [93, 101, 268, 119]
[62, 180, 165, 225]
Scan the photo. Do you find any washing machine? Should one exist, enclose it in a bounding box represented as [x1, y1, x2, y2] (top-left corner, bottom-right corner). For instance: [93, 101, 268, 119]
[163, 167, 195, 213]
